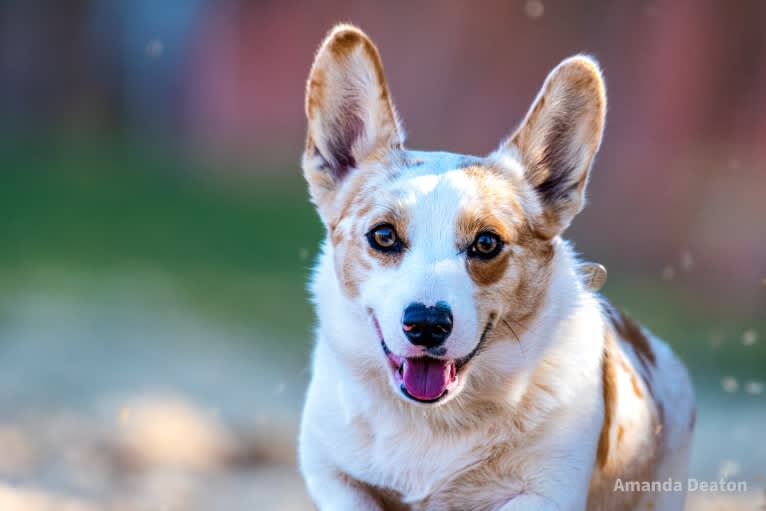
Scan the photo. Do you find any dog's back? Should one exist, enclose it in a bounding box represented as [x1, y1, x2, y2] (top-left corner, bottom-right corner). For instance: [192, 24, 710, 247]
[588, 304, 695, 510]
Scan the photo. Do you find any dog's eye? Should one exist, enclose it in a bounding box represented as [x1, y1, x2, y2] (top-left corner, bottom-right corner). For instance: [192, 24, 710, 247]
[468, 232, 503, 259]
[367, 224, 401, 253]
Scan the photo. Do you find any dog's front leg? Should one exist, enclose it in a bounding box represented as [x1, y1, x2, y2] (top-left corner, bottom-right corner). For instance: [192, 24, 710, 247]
[302, 467, 383, 511]
[495, 493, 562, 511]
[492, 459, 593, 511]
[300, 418, 382, 509]
[495, 413, 600, 511]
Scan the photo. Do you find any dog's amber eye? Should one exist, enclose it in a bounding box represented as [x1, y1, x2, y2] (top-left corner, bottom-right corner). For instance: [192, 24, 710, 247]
[468, 232, 503, 260]
[367, 224, 402, 253]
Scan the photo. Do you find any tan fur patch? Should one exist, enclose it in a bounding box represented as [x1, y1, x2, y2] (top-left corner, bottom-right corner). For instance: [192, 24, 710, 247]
[629, 370, 644, 399]
[332, 233, 366, 298]
[588, 315, 664, 511]
[608, 307, 657, 370]
[617, 357, 644, 400]
[326, 164, 410, 298]
[597, 330, 619, 469]
[306, 67, 325, 120]
[456, 169, 516, 286]
[328, 29, 391, 106]
[363, 202, 409, 268]
[338, 472, 411, 511]
[455, 165, 550, 289]
[464, 243, 512, 287]
[494, 221, 554, 335]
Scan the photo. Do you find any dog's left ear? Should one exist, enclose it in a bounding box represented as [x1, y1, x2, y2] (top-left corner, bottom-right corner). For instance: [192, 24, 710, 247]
[303, 25, 403, 223]
[499, 55, 606, 237]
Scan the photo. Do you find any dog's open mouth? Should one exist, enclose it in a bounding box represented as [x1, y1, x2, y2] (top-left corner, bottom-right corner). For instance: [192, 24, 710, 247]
[382, 344, 459, 402]
[373, 315, 493, 403]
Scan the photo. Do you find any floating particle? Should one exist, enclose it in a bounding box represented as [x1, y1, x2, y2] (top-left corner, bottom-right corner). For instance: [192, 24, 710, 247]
[524, 0, 544, 19]
[679, 250, 694, 272]
[661, 265, 675, 281]
[718, 460, 740, 480]
[721, 377, 738, 393]
[119, 407, 131, 425]
[299, 248, 309, 261]
[644, 3, 658, 17]
[745, 381, 764, 395]
[146, 39, 164, 58]
[708, 332, 724, 349]
[275, 383, 286, 394]
[743, 329, 758, 346]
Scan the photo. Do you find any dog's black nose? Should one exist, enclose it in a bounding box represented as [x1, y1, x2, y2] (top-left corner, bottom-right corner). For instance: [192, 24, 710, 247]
[402, 302, 453, 348]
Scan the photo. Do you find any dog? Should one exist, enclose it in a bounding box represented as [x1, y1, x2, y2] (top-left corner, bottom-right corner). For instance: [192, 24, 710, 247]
[298, 24, 695, 511]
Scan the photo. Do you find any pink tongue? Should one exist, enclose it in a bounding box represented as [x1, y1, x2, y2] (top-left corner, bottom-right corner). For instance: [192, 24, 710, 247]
[402, 358, 455, 401]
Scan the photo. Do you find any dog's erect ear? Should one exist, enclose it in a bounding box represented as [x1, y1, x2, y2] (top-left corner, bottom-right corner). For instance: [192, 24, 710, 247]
[303, 25, 403, 218]
[500, 55, 606, 237]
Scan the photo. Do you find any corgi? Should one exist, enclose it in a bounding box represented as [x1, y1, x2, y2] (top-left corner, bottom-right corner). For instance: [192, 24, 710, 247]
[298, 24, 695, 511]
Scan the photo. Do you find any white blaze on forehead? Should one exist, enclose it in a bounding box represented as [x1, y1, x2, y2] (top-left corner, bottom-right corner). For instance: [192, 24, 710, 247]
[392, 161, 486, 262]
[400, 169, 470, 258]
[406, 173, 441, 195]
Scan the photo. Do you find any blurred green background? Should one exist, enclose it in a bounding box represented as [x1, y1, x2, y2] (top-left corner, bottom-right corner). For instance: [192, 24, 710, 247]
[0, 1, 764, 510]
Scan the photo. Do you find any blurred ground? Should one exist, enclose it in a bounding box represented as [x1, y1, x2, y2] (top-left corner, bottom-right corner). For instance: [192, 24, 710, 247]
[0, 290, 311, 511]
[0, 144, 764, 510]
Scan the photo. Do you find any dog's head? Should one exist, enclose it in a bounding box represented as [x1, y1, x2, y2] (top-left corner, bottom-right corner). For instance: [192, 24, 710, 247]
[303, 25, 605, 406]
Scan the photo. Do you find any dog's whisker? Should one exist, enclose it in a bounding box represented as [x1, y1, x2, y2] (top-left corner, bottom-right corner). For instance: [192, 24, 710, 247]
[501, 315, 539, 337]
[502, 317, 527, 363]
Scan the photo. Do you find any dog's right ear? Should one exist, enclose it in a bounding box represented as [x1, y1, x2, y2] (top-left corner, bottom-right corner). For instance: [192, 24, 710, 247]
[303, 25, 403, 222]
[497, 56, 606, 238]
